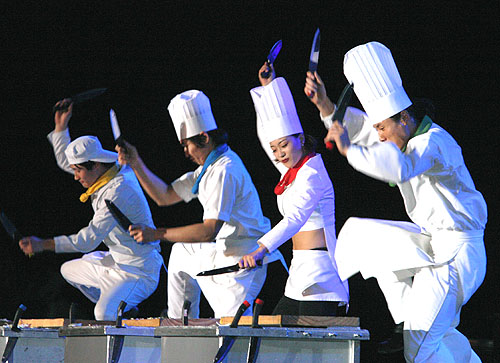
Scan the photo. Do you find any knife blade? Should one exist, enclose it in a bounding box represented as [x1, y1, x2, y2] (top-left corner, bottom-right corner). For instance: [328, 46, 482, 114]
[0, 211, 33, 257]
[332, 83, 354, 124]
[260, 40, 282, 79]
[105, 199, 132, 232]
[325, 83, 354, 150]
[109, 109, 125, 147]
[308, 28, 320, 73]
[197, 260, 262, 276]
[53, 87, 107, 112]
[0, 211, 23, 242]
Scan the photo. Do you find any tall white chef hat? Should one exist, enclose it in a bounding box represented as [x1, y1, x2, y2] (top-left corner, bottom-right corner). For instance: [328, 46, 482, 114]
[343, 41, 412, 124]
[250, 77, 303, 143]
[65, 136, 117, 165]
[167, 90, 218, 141]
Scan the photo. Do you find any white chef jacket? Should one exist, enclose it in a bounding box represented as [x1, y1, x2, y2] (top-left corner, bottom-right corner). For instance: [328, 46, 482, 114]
[323, 109, 487, 342]
[323, 108, 487, 236]
[171, 147, 282, 264]
[47, 130, 163, 278]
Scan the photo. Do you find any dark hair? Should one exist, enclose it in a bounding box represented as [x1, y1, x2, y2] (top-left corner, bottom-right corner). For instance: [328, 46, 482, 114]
[76, 161, 116, 171]
[390, 98, 435, 123]
[291, 133, 317, 154]
[187, 128, 229, 148]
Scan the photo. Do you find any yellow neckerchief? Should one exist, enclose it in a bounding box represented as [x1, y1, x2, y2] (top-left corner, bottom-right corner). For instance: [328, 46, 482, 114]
[79, 164, 120, 202]
[389, 115, 433, 187]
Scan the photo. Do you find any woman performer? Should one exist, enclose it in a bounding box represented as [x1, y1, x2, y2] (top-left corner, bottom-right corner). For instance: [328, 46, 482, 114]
[239, 64, 349, 316]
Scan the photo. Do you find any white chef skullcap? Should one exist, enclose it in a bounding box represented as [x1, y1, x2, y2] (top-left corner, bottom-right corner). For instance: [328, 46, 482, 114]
[167, 90, 218, 141]
[344, 41, 412, 124]
[250, 77, 303, 143]
[65, 136, 117, 165]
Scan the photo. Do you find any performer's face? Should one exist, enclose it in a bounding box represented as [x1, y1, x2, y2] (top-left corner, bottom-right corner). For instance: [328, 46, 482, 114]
[270, 134, 305, 169]
[373, 117, 411, 150]
[181, 139, 210, 166]
[70, 163, 103, 188]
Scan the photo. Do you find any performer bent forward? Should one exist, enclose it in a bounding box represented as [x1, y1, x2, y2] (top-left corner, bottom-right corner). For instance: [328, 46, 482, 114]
[19, 101, 163, 320]
[116, 90, 283, 318]
[308, 42, 487, 362]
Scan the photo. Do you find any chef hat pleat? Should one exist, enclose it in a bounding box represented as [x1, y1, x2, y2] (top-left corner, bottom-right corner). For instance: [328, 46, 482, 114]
[344, 42, 412, 124]
[250, 77, 303, 143]
[167, 90, 218, 141]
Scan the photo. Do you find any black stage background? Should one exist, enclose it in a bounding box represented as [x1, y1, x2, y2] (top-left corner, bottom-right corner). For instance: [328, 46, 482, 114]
[1, 1, 498, 361]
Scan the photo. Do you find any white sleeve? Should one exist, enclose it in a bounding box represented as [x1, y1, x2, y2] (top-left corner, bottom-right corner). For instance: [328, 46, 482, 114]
[346, 136, 436, 184]
[258, 170, 324, 253]
[47, 129, 74, 174]
[200, 167, 236, 222]
[171, 170, 198, 203]
[54, 197, 118, 253]
[321, 107, 379, 147]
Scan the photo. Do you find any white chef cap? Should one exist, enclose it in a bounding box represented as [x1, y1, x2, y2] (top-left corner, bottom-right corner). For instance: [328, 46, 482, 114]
[65, 136, 117, 165]
[167, 90, 218, 141]
[250, 77, 303, 143]
[343, 41, 412, 124]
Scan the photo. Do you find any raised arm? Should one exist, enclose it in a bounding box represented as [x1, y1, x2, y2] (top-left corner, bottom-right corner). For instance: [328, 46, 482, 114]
[47, 100, 74, 174]
[304, 71, 335, 118]
[116, 140, 182, 206]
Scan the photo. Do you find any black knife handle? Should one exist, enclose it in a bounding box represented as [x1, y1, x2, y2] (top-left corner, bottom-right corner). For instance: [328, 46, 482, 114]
[11, 304, 27, 332]
[115, 136, 126, 149]
[251, 299, 264, 328]
[260, 60, 273, 79]
[115, 300, 127, 328]
[230, 300, 251, 328]
[52, 99, 73, 113]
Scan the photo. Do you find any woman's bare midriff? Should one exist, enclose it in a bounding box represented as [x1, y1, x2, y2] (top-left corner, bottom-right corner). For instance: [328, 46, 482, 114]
[292, 228, 327, 250]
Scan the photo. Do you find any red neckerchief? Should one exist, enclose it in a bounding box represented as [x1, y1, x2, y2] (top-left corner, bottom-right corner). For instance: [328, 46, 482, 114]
[274, 153, 315, 195]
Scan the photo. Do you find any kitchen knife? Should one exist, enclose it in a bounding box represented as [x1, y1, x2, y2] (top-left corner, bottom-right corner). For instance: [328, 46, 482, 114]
[1, 210, 35, 258]
[0, 211, 23, 242]
[109, 109, 126, 147]
[197, 260, 262, 276]
[213, 301, 250, 363]
[105, 199, 132, 232]
[260, 40, 282, 79]
[53, 87, 107, 112]
[307, 28, 321, 99]
[308, 28, 320, 73]
[325, 83, 354, 150]
[246, 299, 264, 363]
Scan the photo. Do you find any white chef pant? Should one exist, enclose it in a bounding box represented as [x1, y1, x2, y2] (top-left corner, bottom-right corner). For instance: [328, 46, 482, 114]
[60, 258, 159, 321]
[336, 218, 486, 363]
[167, 242, 267, 319]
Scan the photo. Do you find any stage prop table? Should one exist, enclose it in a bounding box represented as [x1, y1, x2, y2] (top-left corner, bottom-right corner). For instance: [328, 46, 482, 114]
[156, 315, 369, 363]
[1, 316, 369, 362]
[59, 318, 217, 363]
[1, 322, 65, 363]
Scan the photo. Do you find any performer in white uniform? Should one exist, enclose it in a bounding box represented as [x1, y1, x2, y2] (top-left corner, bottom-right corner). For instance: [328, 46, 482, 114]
[305, 42, 487, 362]
[239, 65, 348, 316]
[116, 90, 283, 318]
[19, 101, 163, 320]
